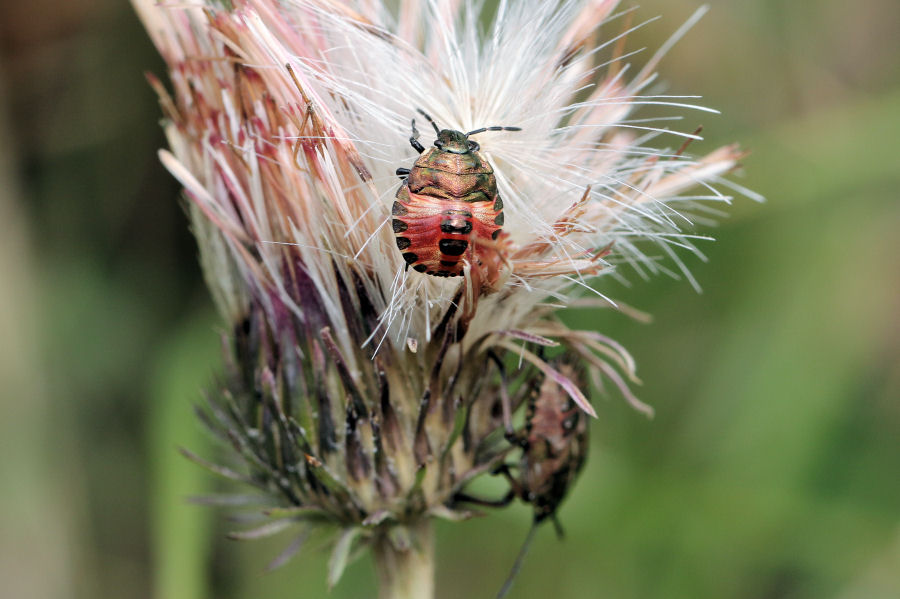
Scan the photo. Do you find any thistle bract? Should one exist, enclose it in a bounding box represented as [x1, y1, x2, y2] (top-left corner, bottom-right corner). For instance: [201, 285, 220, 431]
[133, 0, 753, 593]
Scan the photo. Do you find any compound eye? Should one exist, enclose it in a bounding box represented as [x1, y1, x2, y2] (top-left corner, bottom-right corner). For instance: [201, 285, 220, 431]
[468, 140, 480, 151]
[434, 141, 443, 148]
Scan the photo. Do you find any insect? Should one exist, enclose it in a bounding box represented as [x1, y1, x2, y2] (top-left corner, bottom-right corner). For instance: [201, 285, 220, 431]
[455, 356, 590, 598]
[499, 361, 589, 597]
[504, 360, 589, 527]
[392, 109, 520, 277]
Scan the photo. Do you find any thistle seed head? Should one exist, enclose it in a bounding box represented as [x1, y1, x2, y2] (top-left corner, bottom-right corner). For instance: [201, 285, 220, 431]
[134, 0, 754, 582]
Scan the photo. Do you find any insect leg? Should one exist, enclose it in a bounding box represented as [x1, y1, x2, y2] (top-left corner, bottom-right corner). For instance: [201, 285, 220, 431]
[395, 167, 410, 179]
[493, 463, 526, 499]
[409, 118, 425, 153]
[452, 490, 515, 508]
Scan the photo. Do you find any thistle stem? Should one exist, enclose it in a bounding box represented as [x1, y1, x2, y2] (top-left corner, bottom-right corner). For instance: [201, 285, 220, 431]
[373, 520, 435, 599]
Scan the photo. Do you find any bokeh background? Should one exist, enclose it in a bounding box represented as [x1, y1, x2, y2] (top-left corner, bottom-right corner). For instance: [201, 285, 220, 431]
[2, 1, 898, 598]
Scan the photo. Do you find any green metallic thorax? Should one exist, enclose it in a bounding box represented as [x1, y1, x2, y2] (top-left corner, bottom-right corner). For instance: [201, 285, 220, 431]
[408, 137, 497, 202]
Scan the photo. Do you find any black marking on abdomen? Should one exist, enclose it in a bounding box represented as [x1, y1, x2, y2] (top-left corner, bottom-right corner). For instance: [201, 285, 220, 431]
[440, 219, 473, 234]
[395, 237, 411, 250]
[392, 201, 408, 216]
[439, 239, 468, 256]
[402, 251, 418, 265]
[392, 219, 408, 233]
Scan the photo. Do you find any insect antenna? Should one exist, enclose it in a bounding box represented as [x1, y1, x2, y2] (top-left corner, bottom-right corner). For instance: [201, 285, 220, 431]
[465, 125, 522, 136]
[416, 108, 441, 135]
[496, 521, 539, 599]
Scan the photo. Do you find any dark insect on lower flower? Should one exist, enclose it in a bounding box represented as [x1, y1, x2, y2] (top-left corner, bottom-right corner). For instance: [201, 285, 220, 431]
[503, 360, 589, 528]
[456, 356, 589, 598]
[392, 109, 520, 279]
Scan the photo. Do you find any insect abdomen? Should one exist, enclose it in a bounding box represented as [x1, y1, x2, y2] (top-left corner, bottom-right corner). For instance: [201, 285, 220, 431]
[392, 170, 503, 277]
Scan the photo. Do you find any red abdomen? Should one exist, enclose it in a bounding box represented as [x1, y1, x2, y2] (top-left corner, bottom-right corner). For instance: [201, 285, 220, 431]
[392, 186, 503, 277]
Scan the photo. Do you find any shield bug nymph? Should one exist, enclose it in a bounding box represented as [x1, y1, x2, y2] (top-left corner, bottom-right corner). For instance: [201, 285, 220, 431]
[497, 361, 589, 597]
[392, 109, 520, 278]
[499, 360, 589, 530]
[454, 356, 589, 598]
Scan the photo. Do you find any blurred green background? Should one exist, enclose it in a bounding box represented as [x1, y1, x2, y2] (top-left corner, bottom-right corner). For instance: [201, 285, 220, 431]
[1, 1, 898, 598]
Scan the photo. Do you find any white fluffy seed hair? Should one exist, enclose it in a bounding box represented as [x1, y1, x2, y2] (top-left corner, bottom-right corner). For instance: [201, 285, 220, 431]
[138, 0, 757, 351]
